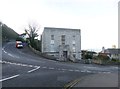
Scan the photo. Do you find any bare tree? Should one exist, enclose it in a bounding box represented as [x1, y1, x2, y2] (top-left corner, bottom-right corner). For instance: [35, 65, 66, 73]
[25, 22, 39, 47]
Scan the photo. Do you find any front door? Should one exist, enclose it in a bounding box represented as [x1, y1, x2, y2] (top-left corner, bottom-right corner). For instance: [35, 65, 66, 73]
[63, 51, 67, 58]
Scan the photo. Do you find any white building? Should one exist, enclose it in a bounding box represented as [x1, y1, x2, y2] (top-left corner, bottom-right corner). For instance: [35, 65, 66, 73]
[41, 27, 81, 62]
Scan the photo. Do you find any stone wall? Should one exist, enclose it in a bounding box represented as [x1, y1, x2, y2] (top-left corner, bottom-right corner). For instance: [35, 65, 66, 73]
[29, 45, 56, 60]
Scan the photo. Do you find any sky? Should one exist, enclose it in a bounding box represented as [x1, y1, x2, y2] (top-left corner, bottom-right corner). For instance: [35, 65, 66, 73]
[0, 0, 119, 51]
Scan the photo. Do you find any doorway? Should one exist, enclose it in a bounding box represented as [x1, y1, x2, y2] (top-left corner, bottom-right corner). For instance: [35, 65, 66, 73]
[63, 51, 67, 59]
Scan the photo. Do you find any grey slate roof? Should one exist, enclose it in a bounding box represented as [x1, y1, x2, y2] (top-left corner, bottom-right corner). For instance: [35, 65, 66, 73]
[44, 27, 80, 31]
[106, 49, 120, 54]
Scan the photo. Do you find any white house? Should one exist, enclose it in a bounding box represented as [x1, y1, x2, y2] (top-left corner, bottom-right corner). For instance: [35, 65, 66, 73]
[41, 27, 81, 62]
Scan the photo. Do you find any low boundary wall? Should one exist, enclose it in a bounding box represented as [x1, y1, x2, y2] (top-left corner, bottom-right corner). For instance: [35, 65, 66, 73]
[29, 45, 57, 60]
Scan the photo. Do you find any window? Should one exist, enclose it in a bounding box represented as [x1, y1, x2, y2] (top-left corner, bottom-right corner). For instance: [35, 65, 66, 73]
[50, 44, 54, 52]
[51, 40, 54, 44]
[51, 35, 54, 44]
[73, 47, 76, 52]
[72, 41, 75, 45]
[73, 35, 75, 40]
[61, 35, 65, 45]
[61, 35, 65, 41]
[51, 35, 54, 40]
[73, 44, 75, 46]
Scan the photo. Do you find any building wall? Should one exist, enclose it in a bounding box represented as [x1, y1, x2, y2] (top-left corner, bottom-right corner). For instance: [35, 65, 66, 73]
[42, 27, 81, 60]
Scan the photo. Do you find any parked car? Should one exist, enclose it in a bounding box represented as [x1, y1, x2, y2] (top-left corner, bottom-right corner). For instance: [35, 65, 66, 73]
[16, 41, 23, 48]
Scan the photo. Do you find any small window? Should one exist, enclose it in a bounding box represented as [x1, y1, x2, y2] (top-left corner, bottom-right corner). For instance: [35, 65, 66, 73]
[51, 40, 54, 44]
[51, 35, 54, 40]
[61, 35, 65, 45]
[73, 35, 75, 40]
[73, 47, 76, 52]
[61, 35, 65, 41]
[73, 44, 75, 46]
[72, 41, 75, 45]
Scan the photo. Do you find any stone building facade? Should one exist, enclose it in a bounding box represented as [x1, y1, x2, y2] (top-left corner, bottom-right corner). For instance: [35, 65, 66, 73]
[41, 27, 81, 61]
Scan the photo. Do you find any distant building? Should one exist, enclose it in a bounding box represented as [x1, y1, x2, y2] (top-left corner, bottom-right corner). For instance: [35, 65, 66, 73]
[100, 47, 120, 60]
[41, 27, 81, 62]
[19, 33, 29, 41]
[106, 48, 120, 60]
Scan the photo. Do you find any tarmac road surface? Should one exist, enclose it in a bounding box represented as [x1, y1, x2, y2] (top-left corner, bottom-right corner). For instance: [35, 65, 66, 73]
[1, 42, 119, 88]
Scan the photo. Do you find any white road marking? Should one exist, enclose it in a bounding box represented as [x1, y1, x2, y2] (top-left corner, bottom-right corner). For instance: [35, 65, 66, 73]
[86, 70, 92, 73]
[58, 69, 61, 70]
[74, 70, 80, 72]
[2, 47, 5, 50]
[2, 61, 35, 68]
[21, 64, 29, 67]
[34, 66, 40, 68]
[2, 47, 7, 53]
[84, 66, 97, 69]
[0, 74, 20, 82]
[61, 69, 67, 71]
[15, 63, 22, 66]
[2, 47, 5, 51]
[42, 66, 47, 69]
[49, 67, 54, 70]
[2, 46, 19, 58]
[1, 60, 112, 74]
[28, 65, 34, 67]
[81, 70, 86, 72]
[7, 53, 20, 59]
[28, 66, 40, 73]
[9, 62, 17, 65]
[68, 69, 74, 72]
[3, 50, 7, 54]
[8, 53, 14, 57]
[112, 67, 118, 69]
[103, 71, 111, 74]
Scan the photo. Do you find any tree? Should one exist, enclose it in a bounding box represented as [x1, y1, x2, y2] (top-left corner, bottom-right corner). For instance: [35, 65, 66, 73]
[82, 50, 95, 59]
[25, 23, 39, 47]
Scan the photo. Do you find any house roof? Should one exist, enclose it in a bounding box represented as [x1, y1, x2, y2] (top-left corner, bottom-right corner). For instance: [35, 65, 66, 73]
[106, 49, 120, 54]
[44, 27, 80, 31]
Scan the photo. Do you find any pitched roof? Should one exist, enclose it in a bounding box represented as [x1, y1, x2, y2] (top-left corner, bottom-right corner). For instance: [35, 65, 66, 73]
[44, 27, 80, 31]
[106, 49, 120, 54]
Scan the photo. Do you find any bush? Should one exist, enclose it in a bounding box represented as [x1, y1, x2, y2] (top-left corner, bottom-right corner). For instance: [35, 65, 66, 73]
[30, 39, 41, 52]
[93, 54, 110, 64]
[98, 54, 109, 60]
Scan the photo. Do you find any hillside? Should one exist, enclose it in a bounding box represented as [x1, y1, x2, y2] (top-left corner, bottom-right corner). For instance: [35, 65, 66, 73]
[1, 22, 18, 42]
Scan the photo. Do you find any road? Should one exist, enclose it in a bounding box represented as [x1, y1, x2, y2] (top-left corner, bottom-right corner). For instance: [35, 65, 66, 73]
[1, 42, 119, 88]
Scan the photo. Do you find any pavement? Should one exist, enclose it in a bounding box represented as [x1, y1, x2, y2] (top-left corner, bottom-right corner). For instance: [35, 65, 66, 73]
[74, 73, 118, 87]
